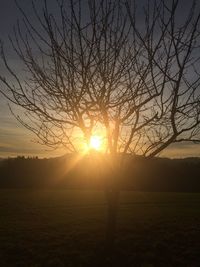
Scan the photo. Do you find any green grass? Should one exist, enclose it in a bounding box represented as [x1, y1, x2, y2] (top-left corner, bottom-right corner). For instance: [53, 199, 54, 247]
[0, 190, 200, 266]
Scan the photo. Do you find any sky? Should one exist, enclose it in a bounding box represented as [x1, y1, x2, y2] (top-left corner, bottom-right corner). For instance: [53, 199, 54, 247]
[0, 0, 199, 158]
[0, 0, 67, 158]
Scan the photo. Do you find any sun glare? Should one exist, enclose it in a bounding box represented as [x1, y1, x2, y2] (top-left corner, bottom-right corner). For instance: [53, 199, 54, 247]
[89, 135, 102, 151]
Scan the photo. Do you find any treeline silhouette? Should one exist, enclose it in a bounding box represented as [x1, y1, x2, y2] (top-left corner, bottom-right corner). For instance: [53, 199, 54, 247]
[0, 154, 200, 191]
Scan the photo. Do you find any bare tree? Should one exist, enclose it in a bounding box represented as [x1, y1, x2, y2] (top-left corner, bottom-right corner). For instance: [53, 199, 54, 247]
[1, 0, 200, 246]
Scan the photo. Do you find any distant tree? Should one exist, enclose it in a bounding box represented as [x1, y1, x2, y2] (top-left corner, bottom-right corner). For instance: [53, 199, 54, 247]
[1, 0, 200, 246]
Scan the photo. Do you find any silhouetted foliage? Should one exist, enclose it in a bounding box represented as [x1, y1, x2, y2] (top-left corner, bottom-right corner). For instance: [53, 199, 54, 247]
[0, 155, 200, 191]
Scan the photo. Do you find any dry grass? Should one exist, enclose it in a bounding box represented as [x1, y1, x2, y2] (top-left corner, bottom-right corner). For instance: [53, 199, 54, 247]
[0, 190, 200, 266]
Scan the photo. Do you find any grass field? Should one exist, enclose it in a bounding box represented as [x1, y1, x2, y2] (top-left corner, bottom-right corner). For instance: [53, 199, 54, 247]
[0, 190, 200, 266]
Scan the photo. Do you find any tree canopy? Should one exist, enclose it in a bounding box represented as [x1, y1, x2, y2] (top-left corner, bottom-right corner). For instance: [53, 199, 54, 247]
[0, 0, 200, 157]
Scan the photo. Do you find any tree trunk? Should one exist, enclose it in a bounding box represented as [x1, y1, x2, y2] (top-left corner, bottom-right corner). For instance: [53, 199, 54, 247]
[105, 189, 120, 248]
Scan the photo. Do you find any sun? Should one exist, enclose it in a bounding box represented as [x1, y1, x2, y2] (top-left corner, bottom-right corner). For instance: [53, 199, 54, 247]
[81, 130, 106, 153]
[89, 135, 102, 151]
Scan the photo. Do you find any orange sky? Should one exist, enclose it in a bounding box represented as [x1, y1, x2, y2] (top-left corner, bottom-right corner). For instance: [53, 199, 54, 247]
[0, 0, 199, 159]
[0, 102, 199, 158]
